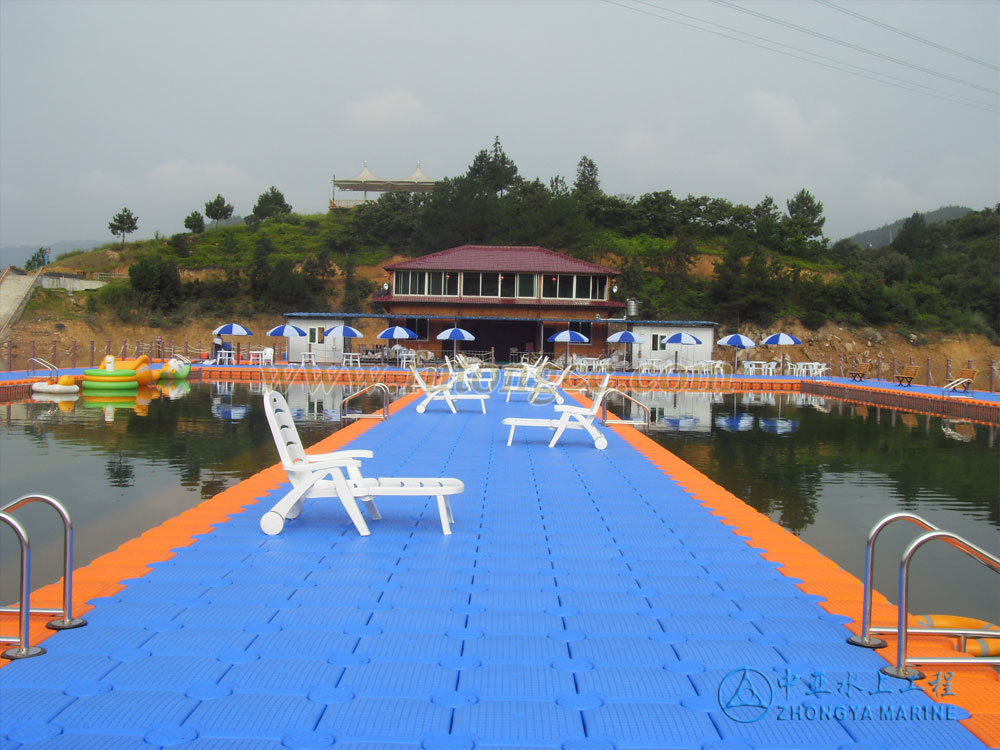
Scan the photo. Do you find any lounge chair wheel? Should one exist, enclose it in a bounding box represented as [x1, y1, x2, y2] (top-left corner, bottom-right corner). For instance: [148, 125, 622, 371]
[416, 404, 426, 413]
[595, 436, 608, 450]
[260, 511, 285, 536]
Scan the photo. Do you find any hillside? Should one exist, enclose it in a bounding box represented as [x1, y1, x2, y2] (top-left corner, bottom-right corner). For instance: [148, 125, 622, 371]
[847, 205, 973, 248]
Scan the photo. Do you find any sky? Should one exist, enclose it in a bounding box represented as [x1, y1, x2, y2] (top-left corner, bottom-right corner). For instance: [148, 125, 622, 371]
[1, 0, 997, 257]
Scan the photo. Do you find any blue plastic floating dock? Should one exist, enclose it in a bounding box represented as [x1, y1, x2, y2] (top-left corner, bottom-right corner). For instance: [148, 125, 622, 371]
[0, 389, 989, 749]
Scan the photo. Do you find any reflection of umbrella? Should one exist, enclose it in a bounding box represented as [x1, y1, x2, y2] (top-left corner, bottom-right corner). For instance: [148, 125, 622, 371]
[715, 413, 755, 431]
[324, 325, 363, 338]
[666, 332, 702, 345]
[437, 327, 475, 355]
[548, 329, 589, 363]
[267, 324, 307, 337]
[762, 332, 801, 374]
[761, 418, 799, 435]
[717, 333, 756, 370]
[213, 323, 253, 336]
[211, 396, 248, 421]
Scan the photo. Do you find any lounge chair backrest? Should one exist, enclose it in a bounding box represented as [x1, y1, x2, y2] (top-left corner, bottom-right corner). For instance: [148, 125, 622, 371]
[264, 390, 312, 484]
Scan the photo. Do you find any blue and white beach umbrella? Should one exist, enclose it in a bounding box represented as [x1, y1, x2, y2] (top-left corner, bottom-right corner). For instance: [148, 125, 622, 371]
[607, 330, 643, 344]
[548, 330, 589, 344]
[762, 332, 802, 346]
[436, 327, 475, 341]
[213, 323, 253, 336]
[377, 326, 417, 340]
[717, 333, 755, 349]
[324, 325, 363, 338]
[666, 332, 702, 346]
[266, 324, 307, 337]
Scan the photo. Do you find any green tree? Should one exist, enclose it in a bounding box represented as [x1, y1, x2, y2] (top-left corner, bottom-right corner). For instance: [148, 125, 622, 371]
[892, 212, 931, 259]
[782, 189, 827, 259]
[248, 236, 274, 299]
[184, 211, 205, 234]
[467, 136, 519, 196]
[129, 253, 182, 310]
[252, 186, 292, 220]
[573, 155, 601, 200]
[205, 194, 234, 229]
[109, 207, 138, 248]
[24, 247, 47, 270]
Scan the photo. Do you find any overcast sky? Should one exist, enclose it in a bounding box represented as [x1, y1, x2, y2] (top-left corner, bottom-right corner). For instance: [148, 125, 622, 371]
[1, 0, 997, 253]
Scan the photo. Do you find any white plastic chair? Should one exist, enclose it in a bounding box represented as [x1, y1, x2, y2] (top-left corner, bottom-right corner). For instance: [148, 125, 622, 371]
[411, 367, 489, 414]
[262, 391, 463, 535]
[502, 375, 612, 450]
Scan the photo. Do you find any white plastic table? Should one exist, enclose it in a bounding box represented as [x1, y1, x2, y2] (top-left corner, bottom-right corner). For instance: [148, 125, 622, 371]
[216, 350, 235, 366]
[342, 353, 361, 367]
[300, 352, 316, 367]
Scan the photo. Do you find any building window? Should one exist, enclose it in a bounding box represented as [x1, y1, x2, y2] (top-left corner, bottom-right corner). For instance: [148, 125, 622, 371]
[575, 275, 592, 299]
[557, 275, 574, 298]
[308, 327, 325, 344]
[462, 272, 480, 296]
[481, 272, 500, 296]
[402, 318, 429, 341]
[500, 273, 516, 298]
[651, 334, 668, 351]
[593, 275, 607, 300]
[542, 275, 558, 298]
[428, 271, 443, 296]
[444, 272, 458, 296]
[568, 321, 593, 340]
[394, 270, 425, 295]
[517, 273, 536, 297]
[395, 270, 409, 295]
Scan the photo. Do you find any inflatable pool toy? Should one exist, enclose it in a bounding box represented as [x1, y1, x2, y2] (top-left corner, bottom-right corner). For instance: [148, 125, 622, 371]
[162, 380, 191, 400]
[916, 614, 1000, 657]
[31, 374, 79, 394]
[31, 392, 79, 408]
[161, 357, 191, 379]
[81, 354, 162, 390]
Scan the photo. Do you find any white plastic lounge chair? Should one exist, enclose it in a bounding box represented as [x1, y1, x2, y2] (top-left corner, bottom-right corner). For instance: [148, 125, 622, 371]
[502, 375, 612, 450]
[411, 367, 489, 414]
[262, 390, 464, 535]
[525, 364, 574, 404]
[503, 356, 556, 402]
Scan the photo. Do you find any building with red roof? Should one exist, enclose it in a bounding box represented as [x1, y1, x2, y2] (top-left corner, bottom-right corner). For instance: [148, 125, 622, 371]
[376, 244, 624, 359]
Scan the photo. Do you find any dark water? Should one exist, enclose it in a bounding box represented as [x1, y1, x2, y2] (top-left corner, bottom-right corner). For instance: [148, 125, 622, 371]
[616, 390, 1000, 624]
[0, 381, 391, 604]
[2, 384, 998, 625]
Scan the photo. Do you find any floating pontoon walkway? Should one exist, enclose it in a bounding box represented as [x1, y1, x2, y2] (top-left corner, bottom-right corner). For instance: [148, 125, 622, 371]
[2, 388, 998, 749]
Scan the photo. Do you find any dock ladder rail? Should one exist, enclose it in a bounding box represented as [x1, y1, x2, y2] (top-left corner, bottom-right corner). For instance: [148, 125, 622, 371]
[0, 494, 87, 660]
[342, 382, 390, 420]
[26, 357, 59, 380]
[600, 387, 651, 431]
[847, 512, 1000, 679]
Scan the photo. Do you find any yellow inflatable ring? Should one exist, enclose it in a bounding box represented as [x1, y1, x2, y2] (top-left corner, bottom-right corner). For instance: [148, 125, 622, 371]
[84, 368, 137, 379]
[916, 614, 1000, 657]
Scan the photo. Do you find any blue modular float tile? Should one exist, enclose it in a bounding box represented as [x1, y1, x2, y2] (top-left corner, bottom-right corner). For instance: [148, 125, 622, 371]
[575, 665, 695, 701]
[635, 576, 723, 595]
[175, 604, 277, 628]
[103, 654, 229, 690]
[775, 642, 894, 671]
[54, 689, 198, 734]
[713, 706, 855, 747]
[184, 692, 325, 739]
[355, 632, 462, 662]
[468, 610, 565, 636]
[0, 689, 75, 732]
[368, 608, 466, 633]
[475, 558, 553, 573]
[457, 663, 576, 699]
[471, 574, 556, 592]
[248, 630, 358, 659]
[734, 596, 829, 618]
[290, 584, 383, 606]
[557, 591, 650, 613]
[713, 562, 785, 579]
[378, 587, 470, 609]
[145, 564, 236, 582]
[626, 560, 706, 577]
[222, 565, 313, 584]
[551, 558, 633, 575]
[321, 553, 403, 569]
[752, 617, 854, 643]
[554, 574, 640, 592]
[840, 707, 985, 749]
[175, 739, 288, 750]
[339, 661, 457, 697]
[39, 625, 152, 654]
[646, 594, 738, 616]
[564, 612, 663, 637]
[112, 581, 212, 603]
[658, 614, 761, 639]
[142, 627, 257, 657]
[462, 635, 570, 664]
[582, 702, 720, 748]
[0, 653, 116, 687]
[79, 602, 184, 626]
[451, 700, 584, 745]
[5, 734, 153, 750]
[201, 583, 296, 604]
[674, 639, 782, 669]
[270, 605, 371, 630]
[387, 570, 474, 588]
[470, 590, 560, 612]
[316, 696, 452, 742]
[568, 637, 680, 666]
[220, 658, 344, 694]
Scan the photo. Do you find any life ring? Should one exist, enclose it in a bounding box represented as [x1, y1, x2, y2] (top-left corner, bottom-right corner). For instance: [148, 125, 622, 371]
[916, 614, 1000, 657]
[84, 368, 138, 380]
[31, 380, 79, 394]
[81, 379, 139, 392]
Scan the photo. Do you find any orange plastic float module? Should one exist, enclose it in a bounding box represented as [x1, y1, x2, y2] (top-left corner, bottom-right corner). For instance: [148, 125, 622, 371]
[916, 614, 1000, 657]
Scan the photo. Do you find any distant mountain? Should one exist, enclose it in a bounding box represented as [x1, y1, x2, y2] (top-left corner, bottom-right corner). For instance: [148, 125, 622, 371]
[847, 205, 974, 249]
[0, 239, 104, 269]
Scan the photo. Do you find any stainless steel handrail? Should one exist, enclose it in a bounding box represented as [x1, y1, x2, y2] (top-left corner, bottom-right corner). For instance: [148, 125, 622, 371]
[846, 512, 1000, 678]
[881, 530, 1000, 679]
[341, 382, 390, 420]
[0, 494, 87, 657]
[27, 357, 58, 380]
[847, 512, 939, 650]
[600, 388, 650, 431]
[0, 512, 45, 659]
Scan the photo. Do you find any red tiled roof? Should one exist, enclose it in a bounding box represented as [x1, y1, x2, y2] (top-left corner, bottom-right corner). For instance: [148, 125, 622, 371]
[385, 245, 615, 275]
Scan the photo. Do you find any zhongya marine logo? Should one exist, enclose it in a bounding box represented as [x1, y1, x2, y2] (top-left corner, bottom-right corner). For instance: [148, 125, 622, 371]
[718, 667, 774, 723]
